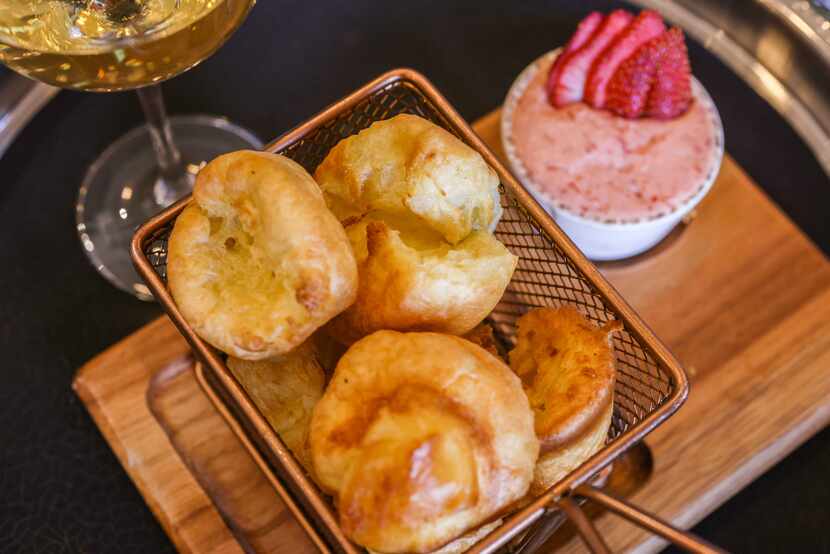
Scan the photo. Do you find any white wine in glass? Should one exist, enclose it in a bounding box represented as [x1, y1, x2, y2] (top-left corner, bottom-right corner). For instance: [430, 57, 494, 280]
[0, 0, 252, 90]
[0, 0, 261, 299]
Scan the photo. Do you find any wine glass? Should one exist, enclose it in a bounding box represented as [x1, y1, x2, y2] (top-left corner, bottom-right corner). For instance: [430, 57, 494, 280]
[0, 0, 261, 300]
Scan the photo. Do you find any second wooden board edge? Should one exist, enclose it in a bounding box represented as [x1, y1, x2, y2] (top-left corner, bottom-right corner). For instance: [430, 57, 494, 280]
[73, 317, 244, 554]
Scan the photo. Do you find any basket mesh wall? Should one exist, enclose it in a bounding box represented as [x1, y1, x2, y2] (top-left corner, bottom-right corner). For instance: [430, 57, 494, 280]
[142, 79, 676, 442]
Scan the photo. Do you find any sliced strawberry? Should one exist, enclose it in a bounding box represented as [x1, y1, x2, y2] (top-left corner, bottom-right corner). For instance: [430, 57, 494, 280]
[646, 27, 692, 119]
[605, 35, 661, 118]
[550, 9, 633, 107]
[546, 12, 604, 98]
[585, 10, 665, 108]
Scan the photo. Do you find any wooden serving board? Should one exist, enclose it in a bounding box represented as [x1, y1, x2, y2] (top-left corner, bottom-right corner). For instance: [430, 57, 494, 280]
[74, 110, 830, 553]
[74, 318, 317, 554]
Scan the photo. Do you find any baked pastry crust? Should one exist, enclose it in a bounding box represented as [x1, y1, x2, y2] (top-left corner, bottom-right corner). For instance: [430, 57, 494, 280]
[509, 307, 619, 494]
[310, 331, 538, 553]
[314, 114, 515, 344]
[423, 518, 503, 554]
[463, 322, 503, 359]
[367, 519, 502, 554]
[227, 339, 325, 473]
[326, 218, 517, 343]
[315, 113, 502, 245]
[167, 151, 358, 359]
[532, 401, 613, 495]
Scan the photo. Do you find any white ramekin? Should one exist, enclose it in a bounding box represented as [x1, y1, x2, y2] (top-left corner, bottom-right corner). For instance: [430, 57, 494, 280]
[501, 50, 724, 261]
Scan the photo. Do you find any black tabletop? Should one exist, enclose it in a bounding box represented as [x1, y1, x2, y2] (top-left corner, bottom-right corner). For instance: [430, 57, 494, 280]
[1, 1, 828, 553]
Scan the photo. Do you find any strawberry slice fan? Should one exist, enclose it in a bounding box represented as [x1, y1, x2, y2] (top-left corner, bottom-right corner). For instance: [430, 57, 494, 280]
[547, 9, 692, 120]
[585, 11, 665, 108]
[549, 10, 633, 106]
[645, 28, 692, 119]
[545, 11, 603, 98]
[604, 34, 660, 118]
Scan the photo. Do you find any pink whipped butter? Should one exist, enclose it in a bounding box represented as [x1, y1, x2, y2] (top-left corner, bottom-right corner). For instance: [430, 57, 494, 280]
[510, 56, 719, 222]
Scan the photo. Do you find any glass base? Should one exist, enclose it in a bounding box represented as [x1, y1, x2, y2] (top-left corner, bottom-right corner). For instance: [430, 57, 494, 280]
[76, 115, 263, 301]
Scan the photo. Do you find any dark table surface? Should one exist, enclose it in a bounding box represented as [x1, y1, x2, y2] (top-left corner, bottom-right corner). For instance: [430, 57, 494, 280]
[1, 1, 828, 553]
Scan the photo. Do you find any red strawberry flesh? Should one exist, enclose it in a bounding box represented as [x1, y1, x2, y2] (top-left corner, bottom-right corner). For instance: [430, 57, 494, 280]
[550, 9, 633, 107]
[546, 12, 604, 98]
[562, 11, 605, 55]
[605, 34, 661, 118]
[585, 10, 665, 108]
[646, 27, 692, 119]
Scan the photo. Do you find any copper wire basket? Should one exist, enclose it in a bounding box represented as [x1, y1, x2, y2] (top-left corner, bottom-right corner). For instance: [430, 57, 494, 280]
[131, 68, 722, 554]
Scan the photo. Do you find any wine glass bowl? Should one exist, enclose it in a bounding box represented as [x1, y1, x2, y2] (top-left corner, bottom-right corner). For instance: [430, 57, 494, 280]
[0, 0, 255, 91]
[0, 0, 261, 299]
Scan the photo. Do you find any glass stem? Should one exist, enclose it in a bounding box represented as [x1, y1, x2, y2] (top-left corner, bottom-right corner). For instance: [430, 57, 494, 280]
[136, 85, 193, 207]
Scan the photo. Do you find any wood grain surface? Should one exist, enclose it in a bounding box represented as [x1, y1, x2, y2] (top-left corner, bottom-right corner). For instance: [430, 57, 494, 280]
[73, 318, 243, 554]
[74, 110, 830, 553]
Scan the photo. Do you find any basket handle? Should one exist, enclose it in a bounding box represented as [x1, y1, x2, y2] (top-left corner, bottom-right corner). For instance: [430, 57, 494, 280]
[556, 485, 727, 554]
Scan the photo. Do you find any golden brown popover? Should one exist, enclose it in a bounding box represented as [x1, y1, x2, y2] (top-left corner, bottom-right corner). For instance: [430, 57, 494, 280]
[314, 115, 516, 344]
[315, 114, 502, 245]
[326, 216, 517, 344]
[167, 151, 358, 359]
[227, 339, 325, 473]
[509, 307, 620, 494]
[310, 331, 538, 553]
